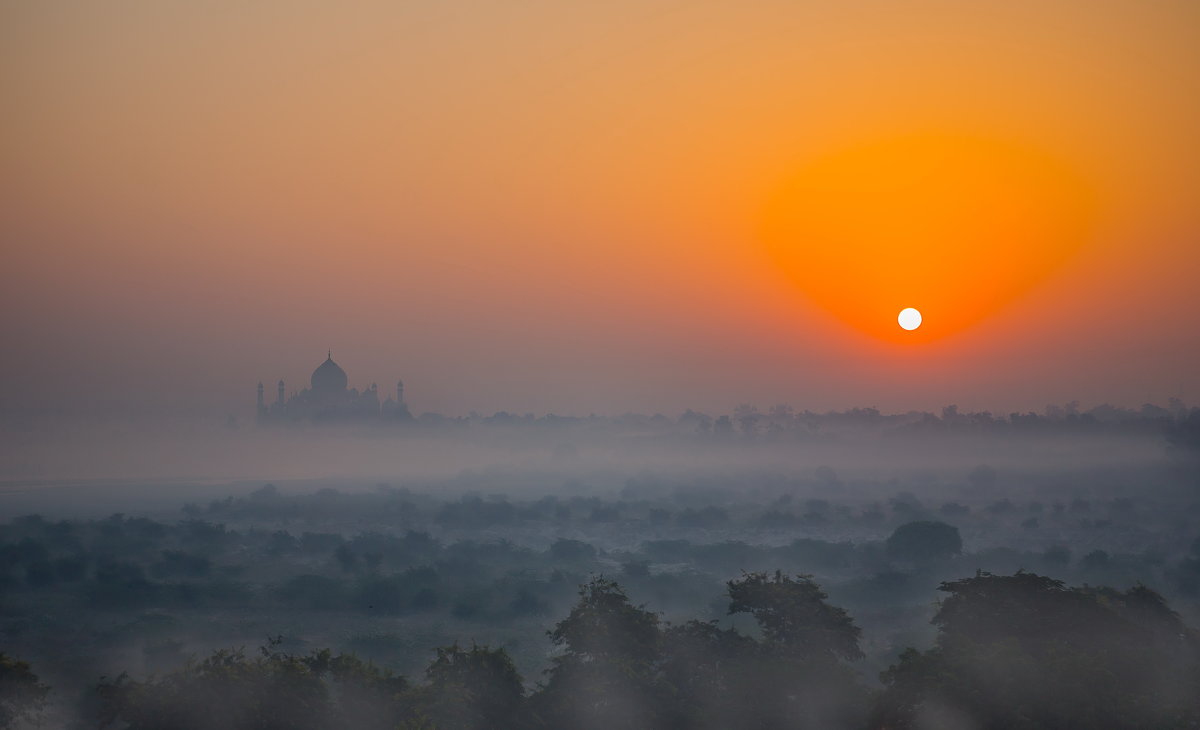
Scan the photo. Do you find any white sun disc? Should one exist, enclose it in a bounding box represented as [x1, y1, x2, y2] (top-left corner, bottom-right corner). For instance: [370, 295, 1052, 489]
[898, 307, 922, 331]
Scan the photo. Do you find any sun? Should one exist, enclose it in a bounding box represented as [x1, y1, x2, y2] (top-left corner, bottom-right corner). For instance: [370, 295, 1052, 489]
[761, 130, 1098, 343]
[898, 308, 922, 331]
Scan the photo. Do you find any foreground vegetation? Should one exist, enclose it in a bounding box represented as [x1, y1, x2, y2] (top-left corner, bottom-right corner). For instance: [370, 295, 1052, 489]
[5, 570, 1197, 728]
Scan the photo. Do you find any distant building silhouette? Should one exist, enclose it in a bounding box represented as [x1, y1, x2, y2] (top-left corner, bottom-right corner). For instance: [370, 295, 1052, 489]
[257, 352, 411, 424]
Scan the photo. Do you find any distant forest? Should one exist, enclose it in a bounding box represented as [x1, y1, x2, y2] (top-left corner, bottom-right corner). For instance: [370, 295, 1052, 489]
[246, 399, 1200, 438]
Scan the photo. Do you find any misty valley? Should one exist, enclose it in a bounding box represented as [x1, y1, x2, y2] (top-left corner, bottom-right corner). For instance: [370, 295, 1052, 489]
[1, 408, 1199, 729]
[7, 0, 1200, 725]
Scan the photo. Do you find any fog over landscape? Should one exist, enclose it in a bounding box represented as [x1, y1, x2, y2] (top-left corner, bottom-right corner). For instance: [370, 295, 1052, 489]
[4, 1, 1200, 728]
[2, 399, 1198, 727]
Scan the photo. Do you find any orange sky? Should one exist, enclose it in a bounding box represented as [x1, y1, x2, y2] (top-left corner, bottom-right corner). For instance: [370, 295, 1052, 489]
[2, 0, 1198, 419]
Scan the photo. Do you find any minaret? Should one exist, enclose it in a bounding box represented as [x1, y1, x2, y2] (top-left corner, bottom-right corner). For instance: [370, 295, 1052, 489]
[256, 382, 265, 417]
[277, 379, 285, 405]
[396, 379, 405, 405]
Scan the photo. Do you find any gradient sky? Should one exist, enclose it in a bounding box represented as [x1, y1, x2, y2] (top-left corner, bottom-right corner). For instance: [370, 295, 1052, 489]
[2, 0, 1198, 420]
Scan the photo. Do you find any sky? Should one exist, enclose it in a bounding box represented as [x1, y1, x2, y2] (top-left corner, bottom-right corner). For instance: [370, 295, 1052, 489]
[2, 0, 1199, 420]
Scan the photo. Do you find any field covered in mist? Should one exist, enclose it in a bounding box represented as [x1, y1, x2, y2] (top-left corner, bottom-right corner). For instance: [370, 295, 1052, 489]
[1, 407, 1198, 728]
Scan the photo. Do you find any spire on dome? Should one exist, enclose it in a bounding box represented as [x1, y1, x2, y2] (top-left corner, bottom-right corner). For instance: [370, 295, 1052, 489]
[311, 353, 348, 392]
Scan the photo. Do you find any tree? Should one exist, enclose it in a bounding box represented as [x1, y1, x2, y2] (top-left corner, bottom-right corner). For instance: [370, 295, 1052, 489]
[727, 570, 863, 664]
[549, 576, 659, 667]
[548, 538, 596, 564]
[872, 571, 1200, 729]
[886, 520, 962, 563]
[658, 620, 756, 729]
[722, 572, 870, 729]
[421, 643, 526, 730]
[96, 639, 412, 730]
[0, 653, 49, 729]
[533, 577, 663, 730]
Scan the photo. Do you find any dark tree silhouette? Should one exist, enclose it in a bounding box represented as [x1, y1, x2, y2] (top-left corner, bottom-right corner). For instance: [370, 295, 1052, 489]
[872, 571, 1200, 729]
[0, 653, 49, 729]
[886, 520, 963, 562]
[421, 643, 526, 730]
[95, 639, 410, 730]
[721, 571, 870, 729]
[658, 619, 757, 729]
[727, 570, 864, 665]
[533, 576, 664, 730]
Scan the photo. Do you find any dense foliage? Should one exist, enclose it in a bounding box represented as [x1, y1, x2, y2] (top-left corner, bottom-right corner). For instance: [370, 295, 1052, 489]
[5, 571, 1195, 729]
[872, 572, 1200, 729]
[0, 653, 49, 729]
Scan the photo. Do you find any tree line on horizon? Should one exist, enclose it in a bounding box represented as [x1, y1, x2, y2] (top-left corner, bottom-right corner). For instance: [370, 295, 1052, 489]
[241, 398, 1200, 439]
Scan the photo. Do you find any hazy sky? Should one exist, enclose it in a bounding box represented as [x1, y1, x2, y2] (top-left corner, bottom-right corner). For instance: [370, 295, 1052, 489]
[3, 0, 1198, 419]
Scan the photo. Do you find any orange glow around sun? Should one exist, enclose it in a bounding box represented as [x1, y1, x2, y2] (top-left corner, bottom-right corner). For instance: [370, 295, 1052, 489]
[762, 131, 1100, 344]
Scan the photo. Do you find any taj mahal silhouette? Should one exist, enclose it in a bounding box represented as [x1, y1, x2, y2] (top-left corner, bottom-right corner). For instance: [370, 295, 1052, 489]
[256, 352, 411, 424]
